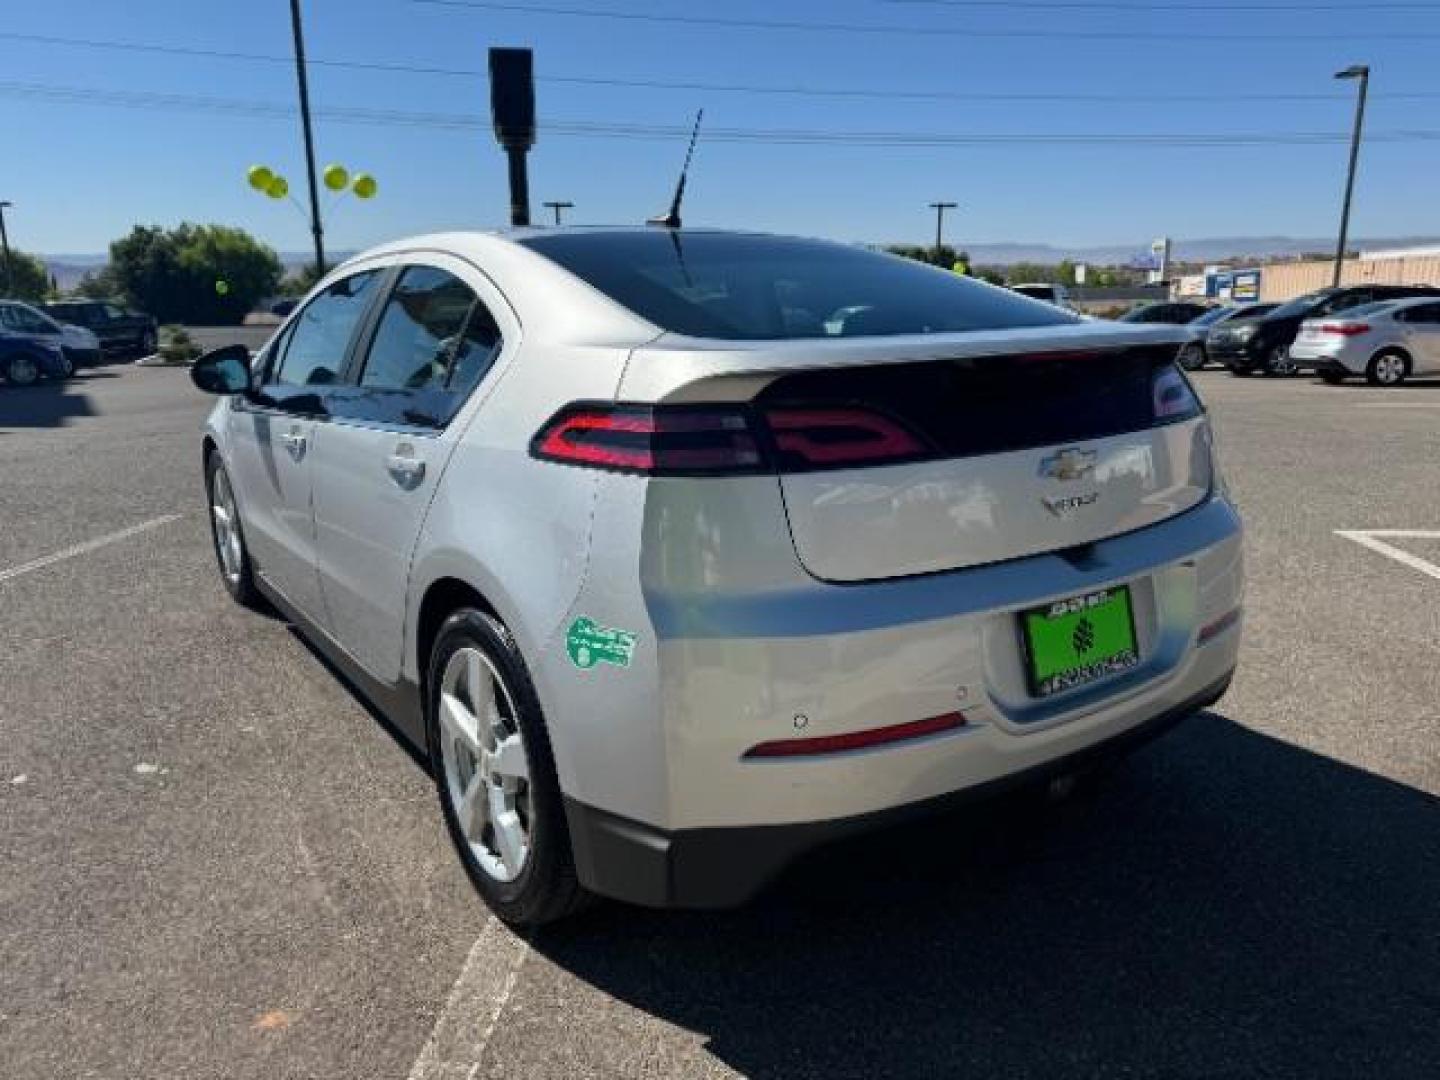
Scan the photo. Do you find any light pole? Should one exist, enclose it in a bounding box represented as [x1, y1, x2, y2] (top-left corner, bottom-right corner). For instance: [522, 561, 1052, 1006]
[0, 201, 12, 296]
[543, 200, 574, 225]
[1332, 64, 1369, 287]
[928, 201, 957, 264]
[288, 0, 326, 274]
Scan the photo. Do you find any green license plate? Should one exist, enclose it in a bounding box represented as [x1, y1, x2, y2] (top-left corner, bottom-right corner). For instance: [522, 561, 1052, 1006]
[1020, 586, 1140, 698]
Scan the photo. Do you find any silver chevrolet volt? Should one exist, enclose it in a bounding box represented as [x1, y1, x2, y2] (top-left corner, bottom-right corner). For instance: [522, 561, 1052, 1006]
[191, 229, 1243, 925]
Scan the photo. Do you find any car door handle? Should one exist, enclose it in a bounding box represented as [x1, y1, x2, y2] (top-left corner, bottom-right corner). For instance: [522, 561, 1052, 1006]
[386, 453, 426, 488]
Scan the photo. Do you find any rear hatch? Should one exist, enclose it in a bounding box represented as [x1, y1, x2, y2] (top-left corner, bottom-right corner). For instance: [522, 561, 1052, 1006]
[624, 330, 1211, 583]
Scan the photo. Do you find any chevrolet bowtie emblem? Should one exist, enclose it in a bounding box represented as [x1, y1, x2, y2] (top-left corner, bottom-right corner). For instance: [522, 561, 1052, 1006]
[1039, 448, 1097, 482]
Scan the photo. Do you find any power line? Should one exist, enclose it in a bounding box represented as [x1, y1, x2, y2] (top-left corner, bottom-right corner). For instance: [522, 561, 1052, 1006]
[5, 80, 1440, 148]
[2, 30, 1439, 105]
[409, 0, 1440, 40]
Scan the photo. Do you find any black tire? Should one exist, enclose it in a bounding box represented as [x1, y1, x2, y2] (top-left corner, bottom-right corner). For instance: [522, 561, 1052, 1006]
[140, 329, 158, 355]
[204, 452, 263, 608]
[1264, 344, 1297, 376]
[1366, 349, 1409, 387]
[1177, 343, 1206, 371]
[428, 609, 586, 926]
[53, 352, 75, 380]
[1227, 364, 1254, 378]
[1319, 371, 1346, 385]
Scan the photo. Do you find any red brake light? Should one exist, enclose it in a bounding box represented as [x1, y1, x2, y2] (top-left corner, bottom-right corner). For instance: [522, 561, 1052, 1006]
[1318, 322, 1370, 336]
[763, 407, 925, 469]
[532, 404, 764, 475]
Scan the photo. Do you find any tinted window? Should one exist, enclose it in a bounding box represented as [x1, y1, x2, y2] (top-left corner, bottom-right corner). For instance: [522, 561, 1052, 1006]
[360, 266, 476, 391]
[1399, 302, 1440, 324]
[275, 271, 379, 387]
[520, 232, 1076, 340]
[330, 266, 503, 428]
[1319, 290, 1372, 315]
[1191, 307, 1231, 327]
[1268, 290, 1334, 320]
[0, 304, 56, 333]
[1340, 301, 1397, 319]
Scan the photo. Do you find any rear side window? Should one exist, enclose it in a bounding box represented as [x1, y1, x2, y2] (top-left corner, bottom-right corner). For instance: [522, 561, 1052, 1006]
[275, 271, 380, 386]
[520, 232, 1076, 340]
[333, 265, 503, 428]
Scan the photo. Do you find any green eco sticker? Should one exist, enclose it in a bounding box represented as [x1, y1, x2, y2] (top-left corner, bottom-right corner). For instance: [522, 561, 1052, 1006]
[566, 616, 638, 671]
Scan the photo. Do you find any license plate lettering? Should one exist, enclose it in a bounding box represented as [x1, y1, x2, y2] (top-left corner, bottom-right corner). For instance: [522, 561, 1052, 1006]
[1022, 587, 1140, 698]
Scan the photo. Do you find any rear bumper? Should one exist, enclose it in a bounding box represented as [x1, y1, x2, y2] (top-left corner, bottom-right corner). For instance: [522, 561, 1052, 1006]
[564, 669, 1233, 908]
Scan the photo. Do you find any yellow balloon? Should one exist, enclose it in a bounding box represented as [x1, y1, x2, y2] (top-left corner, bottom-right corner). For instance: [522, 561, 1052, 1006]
[267, 176, 289, 200]
[247, 164, 274, 192]
[323, 163, 349, 192]
[351, 173, 378, 200]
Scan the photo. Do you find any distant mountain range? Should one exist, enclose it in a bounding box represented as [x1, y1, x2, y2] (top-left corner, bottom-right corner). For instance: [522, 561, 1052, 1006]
[943, 236, 1440, 267]
[37, 236, 1440, 288]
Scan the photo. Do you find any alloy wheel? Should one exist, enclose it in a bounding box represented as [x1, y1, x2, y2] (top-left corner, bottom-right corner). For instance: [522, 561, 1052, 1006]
[8, 355, 40, 386]
[438, 646, 532, 883]
[1268, 346, 1297, 376]
[1373, 353, 1406, 386]
[210, 467, 244, 585]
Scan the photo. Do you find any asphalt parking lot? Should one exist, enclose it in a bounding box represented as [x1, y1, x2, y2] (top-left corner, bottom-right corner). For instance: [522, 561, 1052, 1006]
[3, 364, 1438, 1079]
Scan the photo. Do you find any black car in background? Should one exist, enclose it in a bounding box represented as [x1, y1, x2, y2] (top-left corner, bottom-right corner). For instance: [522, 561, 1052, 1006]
[39, 300, 158, 358]
[1208, 284, 1440, 376]
[1118, 301, 1212, 325]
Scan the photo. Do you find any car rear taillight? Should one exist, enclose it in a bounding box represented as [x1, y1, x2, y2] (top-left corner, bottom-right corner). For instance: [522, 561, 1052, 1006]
[532, 402, 927, 476]
[1318, 322, 1371, 336]
[532, 404, 764, 475]
[762, 407, 925, 470]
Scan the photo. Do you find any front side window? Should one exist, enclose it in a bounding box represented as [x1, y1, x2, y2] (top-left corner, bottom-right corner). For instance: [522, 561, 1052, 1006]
[0, 304, 54, 333]
[275, 271, 380, 387]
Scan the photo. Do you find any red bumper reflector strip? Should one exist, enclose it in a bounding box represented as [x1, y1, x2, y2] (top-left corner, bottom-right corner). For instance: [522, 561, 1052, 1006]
[1198, 608, 1242, 644]
[743, 712, 966, 759]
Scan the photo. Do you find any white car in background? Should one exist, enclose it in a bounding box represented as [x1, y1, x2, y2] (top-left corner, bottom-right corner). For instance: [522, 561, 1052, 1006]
[1288, 297, 1440, 386]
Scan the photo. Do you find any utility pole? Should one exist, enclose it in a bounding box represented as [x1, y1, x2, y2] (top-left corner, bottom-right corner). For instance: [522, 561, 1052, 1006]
[0, 201, 12, 297]
[288, 0, 326, 274]
[543, 201, 574, 226]
[1332, 64, 1370, 287]
[928, 201, 957, 264]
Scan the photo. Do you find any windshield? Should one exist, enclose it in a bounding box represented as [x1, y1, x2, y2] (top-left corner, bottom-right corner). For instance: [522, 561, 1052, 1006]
[1191, 307, 1232, 327]
[520, 232, 1078, 340]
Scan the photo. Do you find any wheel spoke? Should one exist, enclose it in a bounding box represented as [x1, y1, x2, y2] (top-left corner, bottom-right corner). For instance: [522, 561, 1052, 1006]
[456, 773, 489, 841]
[440, 692, 482, 755]
[490, 732, 529, 784]
[489, 786, 527, 875]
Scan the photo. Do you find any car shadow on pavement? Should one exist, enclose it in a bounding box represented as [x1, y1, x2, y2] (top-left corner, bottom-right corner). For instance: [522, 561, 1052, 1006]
[534, 712, 1440, 1078]
[0, 373, 115, 430]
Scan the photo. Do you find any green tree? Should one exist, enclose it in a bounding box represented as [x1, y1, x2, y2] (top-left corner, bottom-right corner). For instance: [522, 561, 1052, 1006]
[74, 265, 123, 300]
[109, 223, 282, 324]
[2, 249, 53, 302]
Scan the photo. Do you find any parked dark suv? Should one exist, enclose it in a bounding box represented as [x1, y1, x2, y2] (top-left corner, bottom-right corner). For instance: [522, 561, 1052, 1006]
[1208, 284, 1440, 376]
[39, 300, 158, 359]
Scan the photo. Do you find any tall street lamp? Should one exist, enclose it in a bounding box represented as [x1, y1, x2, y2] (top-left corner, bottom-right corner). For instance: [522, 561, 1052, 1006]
[1332, 64, 1370, 287]
[928, 201, 957, 264]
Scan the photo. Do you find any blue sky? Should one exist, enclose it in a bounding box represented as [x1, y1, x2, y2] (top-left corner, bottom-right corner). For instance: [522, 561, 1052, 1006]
[4, 0, 1439, 256]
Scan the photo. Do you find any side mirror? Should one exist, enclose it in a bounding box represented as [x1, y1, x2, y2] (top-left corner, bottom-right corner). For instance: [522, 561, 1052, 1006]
[190, 344, 252, 395]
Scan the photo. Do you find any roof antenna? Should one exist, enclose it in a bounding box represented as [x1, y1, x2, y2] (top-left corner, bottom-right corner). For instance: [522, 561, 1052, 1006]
[648, 109, 703, 229]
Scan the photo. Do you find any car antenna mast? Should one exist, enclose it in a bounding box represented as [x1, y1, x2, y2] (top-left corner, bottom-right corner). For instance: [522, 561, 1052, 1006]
[647, 109, 703, 229]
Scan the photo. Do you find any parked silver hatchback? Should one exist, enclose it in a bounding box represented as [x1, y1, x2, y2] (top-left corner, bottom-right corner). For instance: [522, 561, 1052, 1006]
[192, 229, 1243, 925]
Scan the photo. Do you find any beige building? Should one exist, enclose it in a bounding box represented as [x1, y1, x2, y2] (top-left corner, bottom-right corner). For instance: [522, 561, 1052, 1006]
[1260, 247, 1440, 302]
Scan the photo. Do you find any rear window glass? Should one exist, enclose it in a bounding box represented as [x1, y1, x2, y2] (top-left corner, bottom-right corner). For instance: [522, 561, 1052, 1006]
[520, 232, 1077, 340]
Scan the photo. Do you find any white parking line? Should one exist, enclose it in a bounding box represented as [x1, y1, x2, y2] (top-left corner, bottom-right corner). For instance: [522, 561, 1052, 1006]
[1335, 529, 1440, 582]
[406, 917, 532, 1080]
[0, 515, 184, 585]
[1356, 402, 1440, 409]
